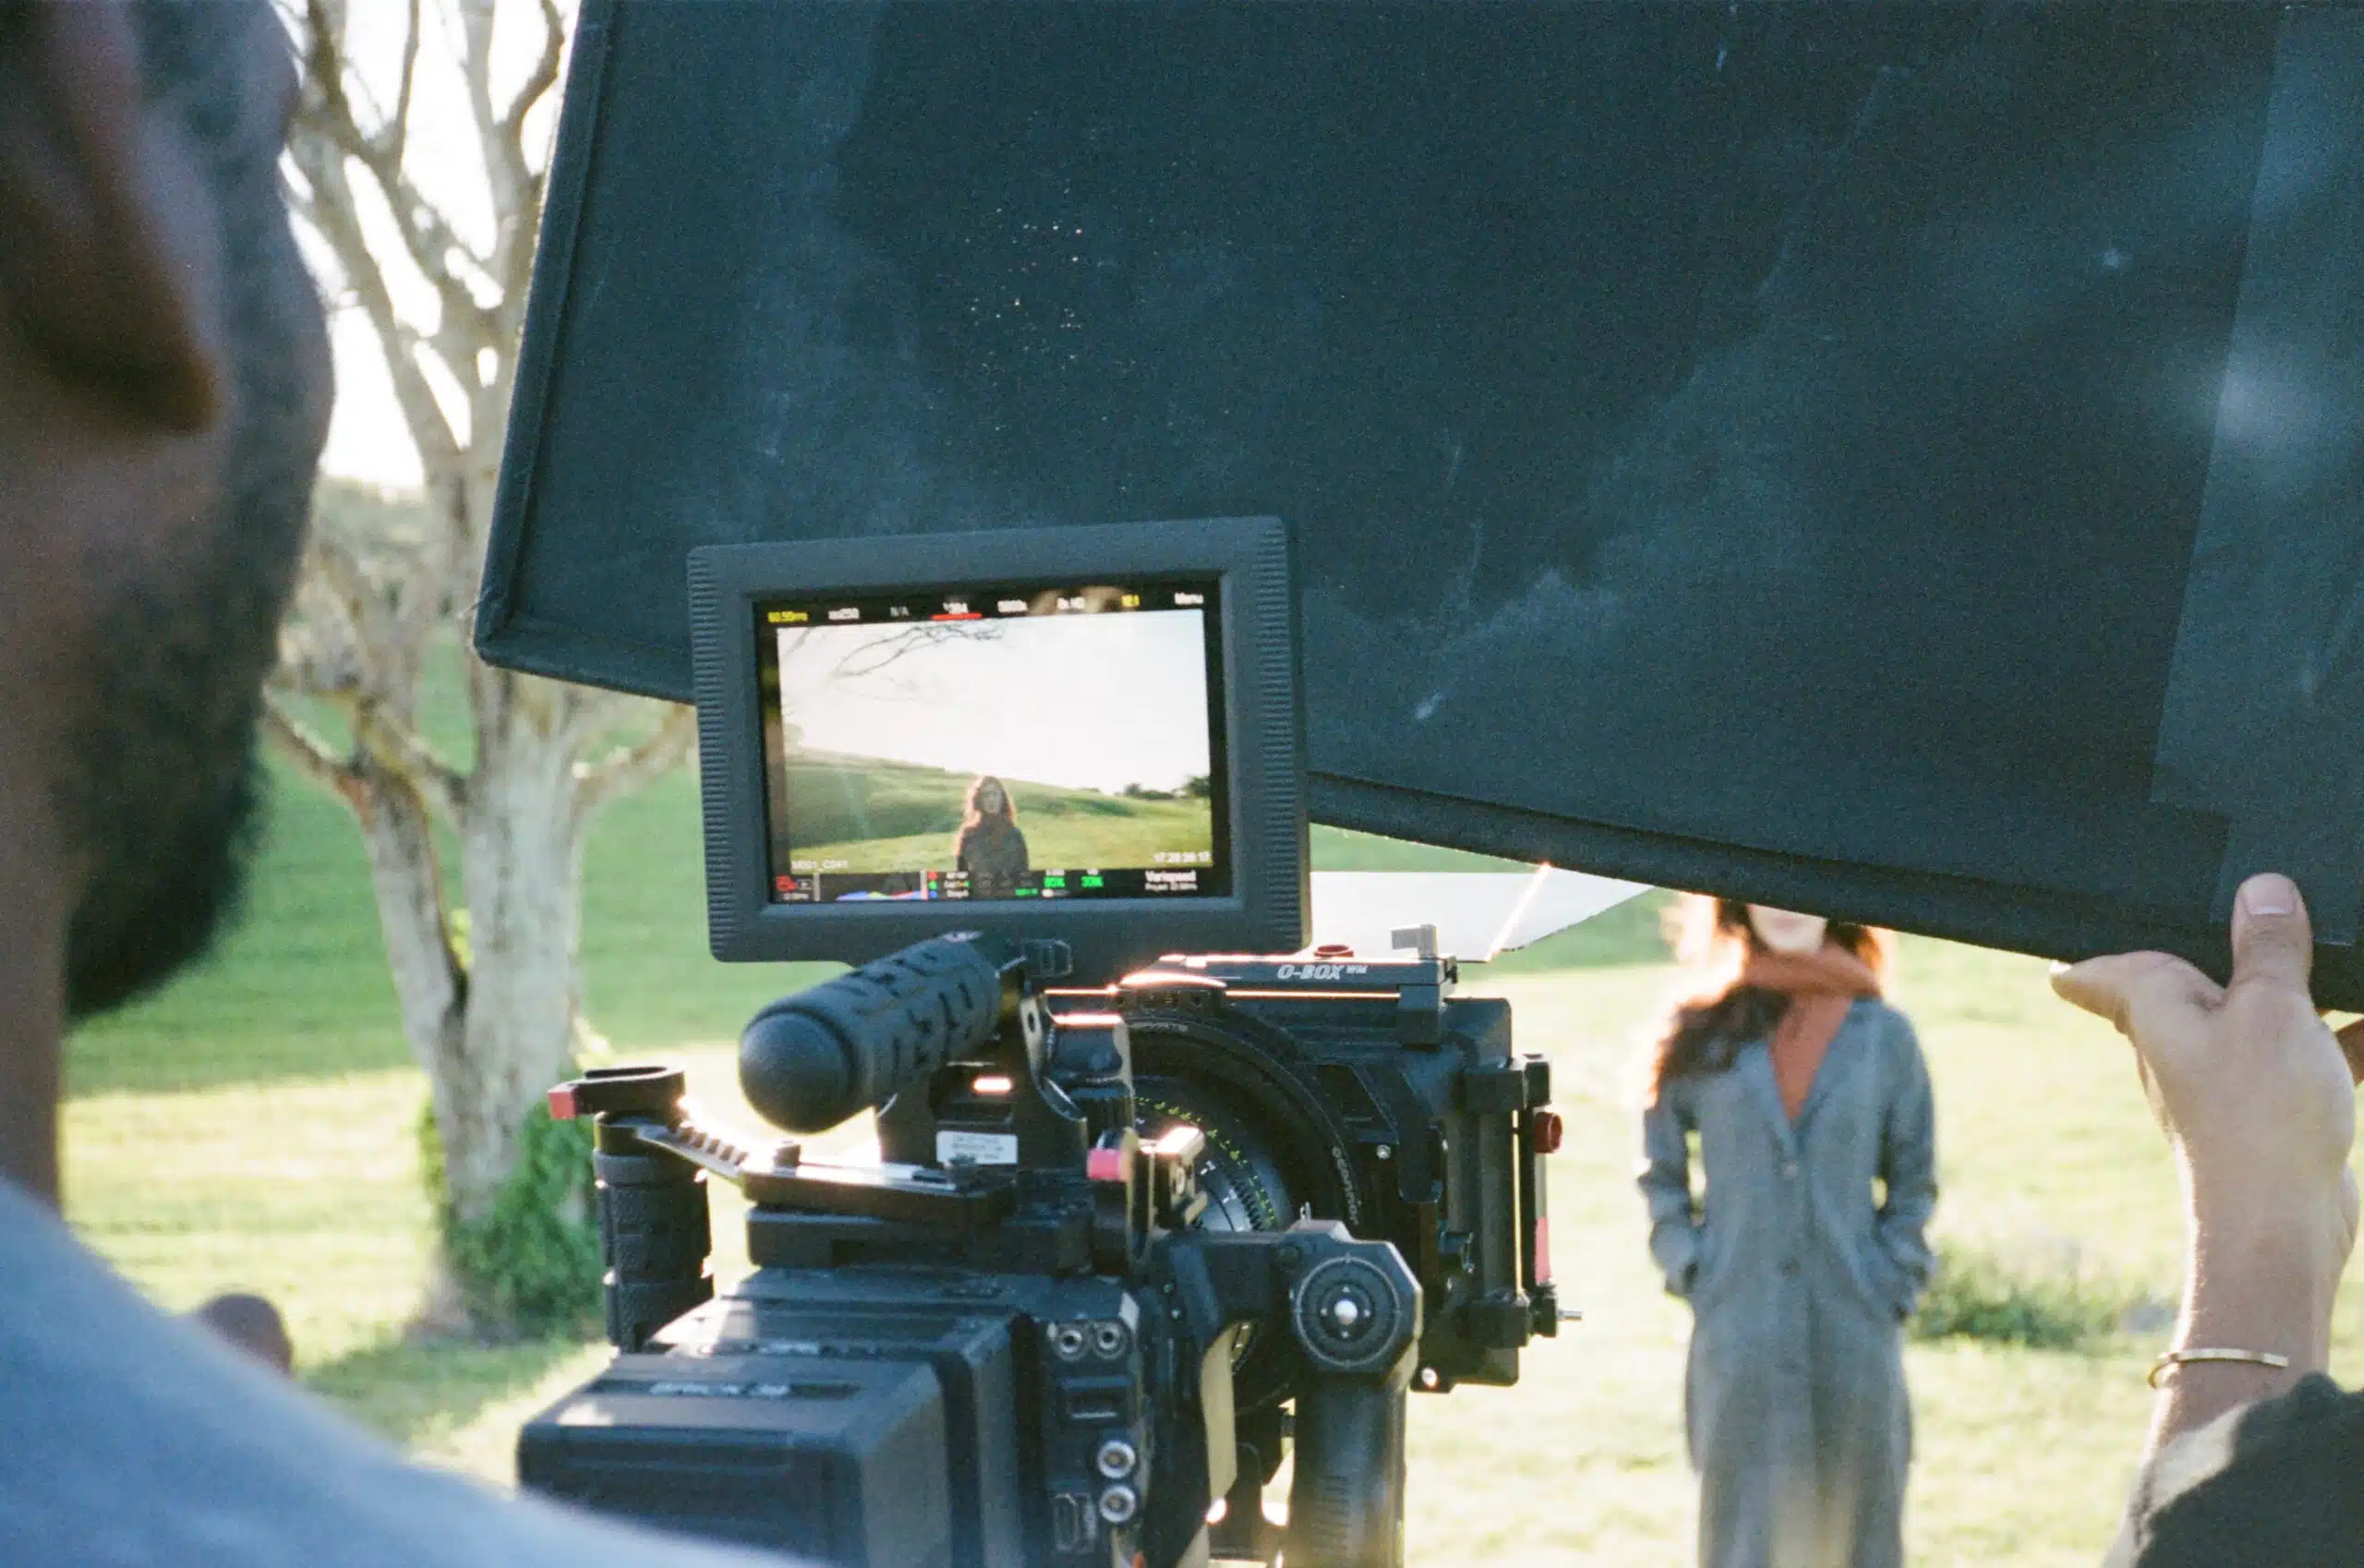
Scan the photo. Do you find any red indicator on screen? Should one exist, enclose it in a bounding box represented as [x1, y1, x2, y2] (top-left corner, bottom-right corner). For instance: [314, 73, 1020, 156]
[775, 875, 798, 894]
[929, 612, 984, 621]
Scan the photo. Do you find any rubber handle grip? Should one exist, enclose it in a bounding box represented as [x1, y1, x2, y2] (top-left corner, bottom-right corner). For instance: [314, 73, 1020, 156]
[1286, 1379, 1409, 1568]
[738, 936, 1006, 1132]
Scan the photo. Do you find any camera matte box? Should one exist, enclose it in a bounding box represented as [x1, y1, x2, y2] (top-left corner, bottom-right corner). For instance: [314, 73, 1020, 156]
[476, 1, 2364, 1005]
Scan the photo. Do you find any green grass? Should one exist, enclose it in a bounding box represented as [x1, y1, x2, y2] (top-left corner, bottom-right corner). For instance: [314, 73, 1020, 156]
[787, 751, 1213, 873]
[1912, 1242, 2170, 1351]
[62, 754, 2364, 1563]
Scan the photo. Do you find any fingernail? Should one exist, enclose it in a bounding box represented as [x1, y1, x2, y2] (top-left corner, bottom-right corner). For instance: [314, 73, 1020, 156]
[2240, 874, 2298, 917]
[2047, 960, 2070, 977]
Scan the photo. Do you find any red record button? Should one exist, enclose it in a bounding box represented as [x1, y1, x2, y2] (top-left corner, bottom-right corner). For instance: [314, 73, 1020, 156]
[1086, 1146, 1128, 1184]
[547, 1083, 580, 1122]
[1532, 1109, 1563, 1154]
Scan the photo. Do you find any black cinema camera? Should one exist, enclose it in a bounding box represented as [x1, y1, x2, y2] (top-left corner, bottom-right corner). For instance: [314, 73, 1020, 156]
[515, 521, 1564, 1567]
[523, 930, 1558, 1568]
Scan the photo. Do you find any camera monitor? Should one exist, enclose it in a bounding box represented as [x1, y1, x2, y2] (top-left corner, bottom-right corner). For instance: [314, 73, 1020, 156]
[691, 518, 1305, 978]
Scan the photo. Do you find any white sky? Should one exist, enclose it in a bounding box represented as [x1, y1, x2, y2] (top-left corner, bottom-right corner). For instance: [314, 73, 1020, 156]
[779, 610, 1213, 794]
[320, 295, 421, 486]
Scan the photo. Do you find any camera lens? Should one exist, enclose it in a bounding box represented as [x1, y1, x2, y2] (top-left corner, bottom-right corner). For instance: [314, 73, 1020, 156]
[1128, 1014, 1364, 1415]
[1131, 1083, 1297, 1237]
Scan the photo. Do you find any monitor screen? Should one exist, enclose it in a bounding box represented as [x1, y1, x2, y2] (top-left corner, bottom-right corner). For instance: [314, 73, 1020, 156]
[756, 581, 1228, 907]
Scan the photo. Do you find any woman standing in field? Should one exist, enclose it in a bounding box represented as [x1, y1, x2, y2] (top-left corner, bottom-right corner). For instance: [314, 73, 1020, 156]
[1637, 898, 1936, 1568]
[953, 775, 1030, 896]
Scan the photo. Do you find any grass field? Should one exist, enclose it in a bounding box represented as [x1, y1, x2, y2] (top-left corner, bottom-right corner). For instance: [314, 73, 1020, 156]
[787, 749, 1214, 873]
[60, 753, 2364, 1563]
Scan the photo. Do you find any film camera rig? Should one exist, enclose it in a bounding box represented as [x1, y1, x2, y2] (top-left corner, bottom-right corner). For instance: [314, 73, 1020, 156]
[520, 928, 1563, 1568]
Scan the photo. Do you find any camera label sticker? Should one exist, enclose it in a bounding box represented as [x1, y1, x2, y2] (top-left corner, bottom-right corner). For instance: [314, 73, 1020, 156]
[937, 1129, 1020, 1166]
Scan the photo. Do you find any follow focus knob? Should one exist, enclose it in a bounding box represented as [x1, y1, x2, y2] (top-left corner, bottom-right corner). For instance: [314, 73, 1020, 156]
[1291, 1253, 1410, 1376]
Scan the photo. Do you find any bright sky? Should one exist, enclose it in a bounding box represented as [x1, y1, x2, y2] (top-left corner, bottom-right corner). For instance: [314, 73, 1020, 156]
[302, 0, 574, 488]
[779, 610, 1213, 794]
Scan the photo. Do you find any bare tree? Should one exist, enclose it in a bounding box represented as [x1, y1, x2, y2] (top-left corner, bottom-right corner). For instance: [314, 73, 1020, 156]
[271, 0, 692, 1329]
[777, 620, 1008, 704]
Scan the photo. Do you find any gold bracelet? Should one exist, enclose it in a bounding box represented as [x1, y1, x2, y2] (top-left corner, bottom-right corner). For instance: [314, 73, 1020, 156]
[2147, 1347, 2292, 1389]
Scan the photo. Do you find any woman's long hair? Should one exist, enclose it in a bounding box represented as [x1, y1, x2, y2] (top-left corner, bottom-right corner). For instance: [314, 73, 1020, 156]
[959, 775, 1018, 832]
[1645, 896, 1890, 1104]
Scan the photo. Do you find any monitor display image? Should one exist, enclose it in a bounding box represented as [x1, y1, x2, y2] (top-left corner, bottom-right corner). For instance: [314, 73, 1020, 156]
[756, 582, 1227, 906]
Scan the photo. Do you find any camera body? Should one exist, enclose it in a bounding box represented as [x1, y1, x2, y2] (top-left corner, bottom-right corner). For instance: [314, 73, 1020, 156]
[518, 934, 1556, 1568]
[1067, 947, 1560, 1397]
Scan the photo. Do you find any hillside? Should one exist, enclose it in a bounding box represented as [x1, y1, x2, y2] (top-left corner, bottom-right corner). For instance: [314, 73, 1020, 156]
[785, 749, 1214, 873]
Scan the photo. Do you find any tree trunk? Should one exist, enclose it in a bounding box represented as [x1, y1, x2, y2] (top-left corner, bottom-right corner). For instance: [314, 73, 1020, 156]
[283, 0, 630, 1337]
[439, 662, 587, 1223]
[349, 763, 466, 1078]
[341, 658, 591, 1331]
[345, 754, 475, 1333]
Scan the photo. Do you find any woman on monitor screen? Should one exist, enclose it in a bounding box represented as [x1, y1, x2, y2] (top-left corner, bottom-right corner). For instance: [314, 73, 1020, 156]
[953, 775, 1030, 897]
[1635, 898, 1936, 1568]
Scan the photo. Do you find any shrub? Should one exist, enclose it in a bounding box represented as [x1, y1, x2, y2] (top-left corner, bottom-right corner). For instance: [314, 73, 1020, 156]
[1909, 1241, 2165, 1350]
[417, 1098, 602, 1339]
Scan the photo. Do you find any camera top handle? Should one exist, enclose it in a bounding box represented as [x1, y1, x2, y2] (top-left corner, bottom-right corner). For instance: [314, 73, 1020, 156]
[739, 934, 1061, 1133]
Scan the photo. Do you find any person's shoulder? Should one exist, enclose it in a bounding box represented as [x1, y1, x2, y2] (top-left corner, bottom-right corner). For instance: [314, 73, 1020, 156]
[2117, 1373, 2364, 1566]
[1849, 995, 1915, 1036]
[1847, 997, 1929, 1065]
[0, 1180, 796, 1568]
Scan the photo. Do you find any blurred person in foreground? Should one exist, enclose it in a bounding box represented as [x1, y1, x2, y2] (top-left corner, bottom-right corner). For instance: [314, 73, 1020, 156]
[0, 5, 796, 1562]
[2057, 872, 2364, 1567]
[1637, 899, 1936, 1568]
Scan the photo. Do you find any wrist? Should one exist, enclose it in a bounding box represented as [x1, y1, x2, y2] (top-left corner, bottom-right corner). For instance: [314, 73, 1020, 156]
[2181, 1222, 2342, 1375]
[2189, 1183, 2351, 1273]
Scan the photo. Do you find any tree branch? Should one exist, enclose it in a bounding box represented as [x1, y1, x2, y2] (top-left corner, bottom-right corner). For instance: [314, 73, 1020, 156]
[298, 0, 497, 352]
[307, 525, 397, 644]
[286, 128, 466, 480]
[260, 691, 368, 812]
[553, 678, 652, 741]
[828, 621, 1005, 681]
[457, 0, 501, 173]
[573, 703, 697, 822]
[479, 0, 565, 318]
[503, 0, 565, 140]
[351, 702, 469, 826]
[389, 0, 423, 169]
